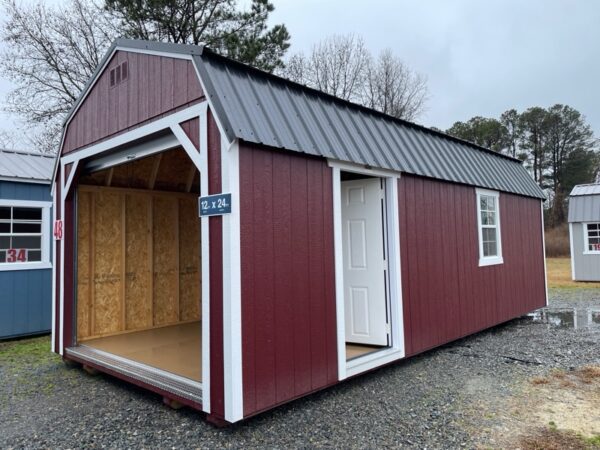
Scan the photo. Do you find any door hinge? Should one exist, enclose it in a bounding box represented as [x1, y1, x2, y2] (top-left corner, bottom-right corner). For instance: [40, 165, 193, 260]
[385, 322, 391, 334]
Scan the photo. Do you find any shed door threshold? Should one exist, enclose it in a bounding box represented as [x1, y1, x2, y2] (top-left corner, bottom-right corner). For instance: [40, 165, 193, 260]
[65, 345, 202, 404]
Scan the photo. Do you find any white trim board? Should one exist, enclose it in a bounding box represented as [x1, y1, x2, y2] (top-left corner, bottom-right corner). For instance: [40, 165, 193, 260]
[199, 105, 212, 414]
[569, 222, 576, 281]
[329, 160, 405, 381]
[220, 137, 244, 423]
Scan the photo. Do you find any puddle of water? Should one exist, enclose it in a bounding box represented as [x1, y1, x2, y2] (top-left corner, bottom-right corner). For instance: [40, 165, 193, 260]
[528, 308, 600, 330]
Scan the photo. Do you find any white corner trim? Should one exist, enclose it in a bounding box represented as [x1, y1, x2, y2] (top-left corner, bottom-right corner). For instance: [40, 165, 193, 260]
[476, 188, 503, 267]
[59, 165, 65, 355]
[569, 222, 576, 281]
[199, 105, 211, 414]
[51, 189, 57, 353]
[330, 161, 405, 380]
[540, 201, 548, 306]
[221, 137, 243, 423]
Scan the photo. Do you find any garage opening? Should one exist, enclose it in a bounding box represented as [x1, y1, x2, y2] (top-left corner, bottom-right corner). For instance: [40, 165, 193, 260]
[74, 146, 202, 383]
[340, 171, 391, 361]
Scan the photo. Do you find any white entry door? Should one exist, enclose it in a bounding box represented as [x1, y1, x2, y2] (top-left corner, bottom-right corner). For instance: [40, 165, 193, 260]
[341, 178, 389, 346]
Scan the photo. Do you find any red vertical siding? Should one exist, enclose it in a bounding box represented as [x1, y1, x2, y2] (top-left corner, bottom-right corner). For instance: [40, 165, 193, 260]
[399, 175, 546, 357]
[180, 117, 200, 150]
[207, 110, 225, 420]
[62, 51, 203, 155]
[239, 145, 337, 418]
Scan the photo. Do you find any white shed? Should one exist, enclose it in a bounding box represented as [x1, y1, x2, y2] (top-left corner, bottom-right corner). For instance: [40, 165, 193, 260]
[569, 183, 600, 281]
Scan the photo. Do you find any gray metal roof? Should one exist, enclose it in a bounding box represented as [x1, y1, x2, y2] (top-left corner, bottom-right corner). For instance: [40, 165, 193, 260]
[568, 184, 600, 222]
[60, 39, 545, 199]
[570, 183, 600, 197]
[0, 149, 55, 184]
[195, 50, 544, 199]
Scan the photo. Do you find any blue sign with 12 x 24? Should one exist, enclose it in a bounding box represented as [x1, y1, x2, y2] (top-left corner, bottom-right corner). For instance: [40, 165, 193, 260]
[199, 193, 232, 216]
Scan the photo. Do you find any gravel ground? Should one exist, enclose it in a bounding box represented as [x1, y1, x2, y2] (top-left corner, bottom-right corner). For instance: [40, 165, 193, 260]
[1, 288, 598, 449]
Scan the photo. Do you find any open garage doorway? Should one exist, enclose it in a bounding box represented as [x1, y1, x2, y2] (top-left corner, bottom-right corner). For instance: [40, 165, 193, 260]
[74, 146, 202, 383]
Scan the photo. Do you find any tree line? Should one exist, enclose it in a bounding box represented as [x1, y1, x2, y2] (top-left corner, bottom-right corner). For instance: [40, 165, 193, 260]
[445, 106, 599, 227]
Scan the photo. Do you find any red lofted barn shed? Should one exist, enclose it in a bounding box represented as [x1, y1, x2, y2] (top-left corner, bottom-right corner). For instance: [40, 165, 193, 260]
[52, 39, 547, 425]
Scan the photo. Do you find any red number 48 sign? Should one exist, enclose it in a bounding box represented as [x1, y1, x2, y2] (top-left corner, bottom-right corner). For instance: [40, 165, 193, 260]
[54, 220, 63, 240]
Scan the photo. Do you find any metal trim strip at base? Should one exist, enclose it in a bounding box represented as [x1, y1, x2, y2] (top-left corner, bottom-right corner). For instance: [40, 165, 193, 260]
[66, 345, 203, 404]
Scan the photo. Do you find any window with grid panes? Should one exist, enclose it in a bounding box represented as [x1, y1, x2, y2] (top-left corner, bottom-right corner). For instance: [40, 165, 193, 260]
[0, 206, 44, 263]
[585, 223, 600, 252]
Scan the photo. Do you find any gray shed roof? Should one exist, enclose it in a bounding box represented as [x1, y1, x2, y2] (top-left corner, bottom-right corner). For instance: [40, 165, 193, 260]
[570, 184, 600, 196]
[196, 49, 544, 199]
[0, 149, 55, 184]
[568, 183, 600, 223]
[61, 39, 545, 199]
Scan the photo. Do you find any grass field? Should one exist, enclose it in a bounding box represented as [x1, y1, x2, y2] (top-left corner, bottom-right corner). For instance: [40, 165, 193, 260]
[546, 257, 600, 289]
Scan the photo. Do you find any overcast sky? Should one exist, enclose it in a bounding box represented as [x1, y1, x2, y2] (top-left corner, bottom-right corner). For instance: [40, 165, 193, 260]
[0, 0, 598, 149]
[269, 0, 600, 134]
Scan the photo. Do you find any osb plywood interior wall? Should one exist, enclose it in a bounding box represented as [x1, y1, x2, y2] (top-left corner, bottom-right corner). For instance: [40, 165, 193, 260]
[76, 148, 201, 341]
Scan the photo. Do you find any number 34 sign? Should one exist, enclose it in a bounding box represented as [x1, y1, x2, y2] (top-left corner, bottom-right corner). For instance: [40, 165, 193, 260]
[199, 193, 232, 217]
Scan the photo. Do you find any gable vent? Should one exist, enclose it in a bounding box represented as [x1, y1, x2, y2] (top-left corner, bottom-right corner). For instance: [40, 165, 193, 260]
[110, 61, 129, 87]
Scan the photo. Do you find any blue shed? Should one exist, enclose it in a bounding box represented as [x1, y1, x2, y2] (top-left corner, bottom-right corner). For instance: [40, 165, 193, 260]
[0, 149, 55, 339]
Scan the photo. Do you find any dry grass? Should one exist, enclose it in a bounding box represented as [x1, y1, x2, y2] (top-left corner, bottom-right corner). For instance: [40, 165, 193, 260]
[545, 258, 600, 289]
[574, 366, 600, 384]
[531, 376, 550, 385]
[545, 225, 571, 257]
[519, 428, 598, 450]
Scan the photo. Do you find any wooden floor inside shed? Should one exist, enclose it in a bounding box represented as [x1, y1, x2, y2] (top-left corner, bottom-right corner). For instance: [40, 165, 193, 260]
[346, 343, 383, 360]
[83, 321, 201, 382]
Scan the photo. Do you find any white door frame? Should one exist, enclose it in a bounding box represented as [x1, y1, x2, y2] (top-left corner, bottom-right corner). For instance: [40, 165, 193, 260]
[329, 160, 405, 380]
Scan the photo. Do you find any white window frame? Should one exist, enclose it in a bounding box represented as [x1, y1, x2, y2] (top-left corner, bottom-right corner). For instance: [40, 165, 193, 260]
[583, 222, 600, 254]
[0, 199, 52, 272]
[476, 188, 503, 267]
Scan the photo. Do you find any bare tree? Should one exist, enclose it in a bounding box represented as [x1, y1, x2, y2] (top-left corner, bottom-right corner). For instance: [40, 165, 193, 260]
[1, 0, 120, 152]
[280, 34, 370, 102]
[0, 129, 16, 149]
[280, 34, 428, 121]
[362, 49, 427, 121]
[307, 34, 370, 102]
